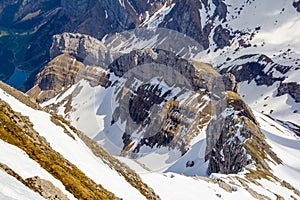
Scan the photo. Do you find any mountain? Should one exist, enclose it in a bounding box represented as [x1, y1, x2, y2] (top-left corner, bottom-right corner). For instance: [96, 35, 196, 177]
[0, 81, 160, 200]
[1, 0, 300, 199]
[1, 0, 299, 128]
[24, 34, 300, 198]
[1, 73, 300, 199]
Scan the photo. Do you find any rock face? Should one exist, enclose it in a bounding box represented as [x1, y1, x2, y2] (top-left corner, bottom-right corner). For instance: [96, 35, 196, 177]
[27, 54, 110, 102]
[220, 54, 289, 86]
[206, 91, 281, 174]
[109, 48, 221, 91]
[277, 82, 300, 103]
[50, 33, 112, 66]
[109, 49, 217, 154]
[38, 42, 279, 174]
[29, 44, 282, 175]
[0, 0, 234, 89]
[293, 0, 300, 12]
[213, 25, 232, 49]
[159, 0, 229, 49]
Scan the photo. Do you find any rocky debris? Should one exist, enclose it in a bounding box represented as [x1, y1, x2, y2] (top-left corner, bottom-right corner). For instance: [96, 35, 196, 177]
[26, 176, 69, 200]
[277, 82, 300, 103]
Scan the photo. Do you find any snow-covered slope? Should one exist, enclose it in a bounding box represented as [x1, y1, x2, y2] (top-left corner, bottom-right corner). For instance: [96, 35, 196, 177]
[2, 79, 300, 200]
[0, 82, 157, 200]
[195, 0, 300, 126]
[34, 61, 300, 199]
[0, 170, 44, 200]
[101, 0, 300, 127]
[118, 110, 300, 200]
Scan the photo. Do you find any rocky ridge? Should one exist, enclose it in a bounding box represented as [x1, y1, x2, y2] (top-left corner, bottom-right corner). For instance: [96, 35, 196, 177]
[29, 38, 281, 176]
[0, 0, 259, 88]
[219, 53, 300, 126]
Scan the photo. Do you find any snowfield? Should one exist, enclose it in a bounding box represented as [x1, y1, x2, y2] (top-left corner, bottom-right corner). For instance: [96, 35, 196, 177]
[36, 78, 300, 199]
[0, 86, 146, 200]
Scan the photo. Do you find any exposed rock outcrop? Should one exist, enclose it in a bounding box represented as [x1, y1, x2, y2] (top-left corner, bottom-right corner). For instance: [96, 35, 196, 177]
[220, 54, 289, 86]
[29, 45, 282, 176]
[109, 48, 220, 91]
[27, 54, 110, 102]
[221, 73, 239, 93]
[26, 176, 69, 200]
[106, 48, 278, 174]
[293, 0, 300, 12]
[205, 91, 281, 174]
[213, 25, 232, 49]
[50, 33, 112, 66]
[277, 82, 300, 103]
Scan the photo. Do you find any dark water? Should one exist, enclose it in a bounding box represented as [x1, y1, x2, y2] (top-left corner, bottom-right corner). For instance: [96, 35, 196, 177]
[6, 69, 31, 89]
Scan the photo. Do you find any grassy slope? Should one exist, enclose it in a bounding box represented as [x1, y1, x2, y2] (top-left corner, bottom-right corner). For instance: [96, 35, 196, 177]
[0, 100, 119, 200]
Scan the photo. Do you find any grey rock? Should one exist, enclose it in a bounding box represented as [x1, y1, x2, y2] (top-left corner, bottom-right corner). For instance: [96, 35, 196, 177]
[50, 33, 112, 67]
[205, 91, 281, 174]
[277, 82, 300, 103]
[221, 54, 288, 86]
[293, 0, 300, 12]
[213, 25, 232, 49]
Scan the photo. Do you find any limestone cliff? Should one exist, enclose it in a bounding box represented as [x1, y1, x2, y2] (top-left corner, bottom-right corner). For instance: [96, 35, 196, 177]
[27, 54, 110, 103]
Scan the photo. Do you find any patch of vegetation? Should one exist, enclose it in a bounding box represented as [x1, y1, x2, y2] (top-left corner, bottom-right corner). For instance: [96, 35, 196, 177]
[0, 28, 35, 70]
[236, 176, 272, 200]
[52, 114, 161, 200]
[226, 91, 257, 124]
[192, 60, 220, 76]
[0, 101, 119, 200]
[243, 116, 282, 169]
